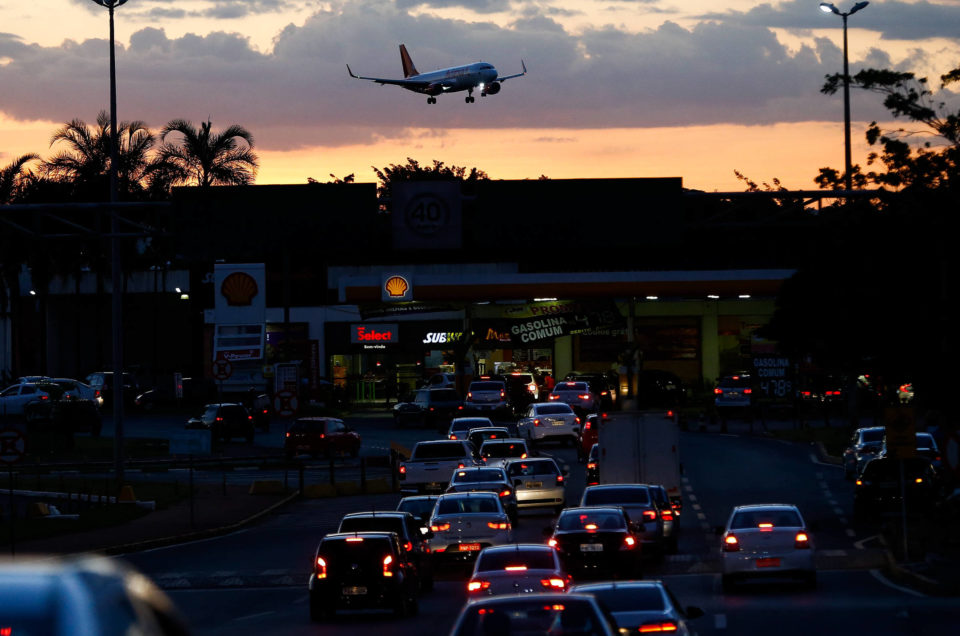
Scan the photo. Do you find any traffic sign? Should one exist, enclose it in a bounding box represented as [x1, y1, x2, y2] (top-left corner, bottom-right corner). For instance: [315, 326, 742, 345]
[0, 427, 26, 464]
[883, 407, 916, 459]
[213, 358, 233, 381]
[274, 390, 298, 417]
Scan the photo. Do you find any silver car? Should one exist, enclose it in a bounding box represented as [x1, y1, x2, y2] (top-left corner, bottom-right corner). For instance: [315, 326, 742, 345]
[580, 484, 665, 553]
[447, 416, 495, 441]
[720, 503, 816, 591]
[478, 438, 531, 468]
[504, 457, 566, 514]
[466, 544, 570, 597]
[517, 402, 581, 446]
[428, 492, 514, 562]
[446, 466, 519, 525]
[842, 426, 885, 479]
[569, 579, 703, 635]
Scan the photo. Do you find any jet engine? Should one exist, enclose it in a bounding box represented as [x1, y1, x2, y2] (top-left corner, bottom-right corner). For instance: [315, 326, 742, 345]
[481, 81, 501, 96]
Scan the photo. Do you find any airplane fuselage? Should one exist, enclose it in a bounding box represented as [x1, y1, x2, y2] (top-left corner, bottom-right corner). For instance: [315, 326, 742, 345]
[405, 63, 499, 96]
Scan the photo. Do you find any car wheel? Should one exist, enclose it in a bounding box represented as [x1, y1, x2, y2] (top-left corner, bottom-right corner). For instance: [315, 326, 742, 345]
[393, 594, 409, 617]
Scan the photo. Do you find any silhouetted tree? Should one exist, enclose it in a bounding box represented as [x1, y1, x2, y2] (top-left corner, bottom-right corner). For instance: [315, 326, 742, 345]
[0, 154, 40, 203]
[155, 119, 258, 187]
[372, 157, 489, 212]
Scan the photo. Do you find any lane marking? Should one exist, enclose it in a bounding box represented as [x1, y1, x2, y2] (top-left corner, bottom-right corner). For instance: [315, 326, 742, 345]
[714, 614, 727, 630]
[687, 494, 697, 503]
[692, 503, 702, 511]
[854, 535, 878, 549]
[827, 499, 838, 506]
[821, 549, 847, 557]
[833, 507, 845, 516]
[869, 569, 927, 598]
[696, 512, 707, 521]
[235, 611, 276, 621]
[684, 485, 694, 492]
[846, 528, 857, 538]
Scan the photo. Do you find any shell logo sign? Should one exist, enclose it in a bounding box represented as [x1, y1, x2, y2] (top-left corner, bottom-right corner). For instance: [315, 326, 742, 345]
[382, 273, 413, 302]
[220, 272, 259, 306]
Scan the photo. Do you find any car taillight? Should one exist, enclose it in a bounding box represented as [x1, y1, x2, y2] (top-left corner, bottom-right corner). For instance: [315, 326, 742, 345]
[467, 580, 491, 592]
[643, 510, 657, 522]
[758, 523, 774, 532]
[855, 479, 863, 486]
[315, 556, 327, 579]
[398, 465, 406, 480]
[622, 535, 637, 549]
[661, 509, 674, 521]
[457, 463, 466, 469]
[578, 394, 591, 400]
[382, 554, 394, 577]
[540, 577, 566, 589]
[714, 387, 722, 394]
[403, 541, 413, 552]
[587, 462, 596, 470]
[584, 421, 592, 431]
[743, 388, 752, 394]
[458, 405, 464, 410]
[215, 416, 223, 422]
[285, 432, 291, 438]
[556, 475, 564, 484]
[429, 406, 435, 411]
[431, 522, 450, 532]
[795, 532, 811, 549]
[575, 417, 581, 425]
[467, 392, 473, 400]
[449, 434, 457, 440]
[95, 390, 101, 397]
[639, 620, 679, 632]
[549, 395, 559, 400]
[915, 478, 924, 484]
[488, 521, 510, 530]
[548, 538, 558, 548]
[527, 384, 536, 393]
[723, 534, 740, 552]
[534, 419, 541, 427]
[247, 415, 253, 421]
[499, 489, 511, 497]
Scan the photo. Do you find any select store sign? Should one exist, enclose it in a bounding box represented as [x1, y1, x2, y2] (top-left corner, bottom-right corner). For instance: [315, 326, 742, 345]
[351, 324, 399, 349]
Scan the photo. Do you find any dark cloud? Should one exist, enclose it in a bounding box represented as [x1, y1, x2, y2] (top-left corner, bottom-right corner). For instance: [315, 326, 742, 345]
[0, 0, 949, 154]
[394, 0, 514, 13]
[698, 0, 960, 42]
[68, 0, 305, 21]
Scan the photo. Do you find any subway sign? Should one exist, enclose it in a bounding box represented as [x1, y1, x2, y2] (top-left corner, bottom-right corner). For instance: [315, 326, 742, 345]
[351, 324, 399, 345]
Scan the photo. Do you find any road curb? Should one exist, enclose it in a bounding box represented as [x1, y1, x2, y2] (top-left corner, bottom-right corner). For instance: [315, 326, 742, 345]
[813, 441, 842, 465]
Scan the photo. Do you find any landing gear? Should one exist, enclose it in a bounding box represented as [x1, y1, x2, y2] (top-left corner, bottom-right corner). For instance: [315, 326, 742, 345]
[427, 97, 436, 104]
[465, 88, 475, 103]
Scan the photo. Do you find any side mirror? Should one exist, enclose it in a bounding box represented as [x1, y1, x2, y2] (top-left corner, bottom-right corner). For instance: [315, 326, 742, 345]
[685, 606, 705, 620]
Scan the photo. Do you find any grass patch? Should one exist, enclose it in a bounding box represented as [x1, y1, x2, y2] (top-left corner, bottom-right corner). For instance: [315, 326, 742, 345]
[768, 425, 851, 458]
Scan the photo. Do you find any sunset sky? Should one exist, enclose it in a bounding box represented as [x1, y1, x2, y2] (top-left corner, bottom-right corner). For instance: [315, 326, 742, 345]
[1, 0, 958, 192]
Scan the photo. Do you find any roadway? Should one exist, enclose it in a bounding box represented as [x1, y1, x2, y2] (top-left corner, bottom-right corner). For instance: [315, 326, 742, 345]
[112, 411, 959, 635]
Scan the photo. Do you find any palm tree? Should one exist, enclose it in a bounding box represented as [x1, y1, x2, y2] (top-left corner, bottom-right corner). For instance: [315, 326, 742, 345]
[43, 111, 155, 200]
[155, 119, 259, 187]
[0, 153, 40, 203]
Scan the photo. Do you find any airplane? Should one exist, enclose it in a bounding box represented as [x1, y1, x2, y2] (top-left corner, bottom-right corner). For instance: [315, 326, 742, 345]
[346, 44, 526, 104]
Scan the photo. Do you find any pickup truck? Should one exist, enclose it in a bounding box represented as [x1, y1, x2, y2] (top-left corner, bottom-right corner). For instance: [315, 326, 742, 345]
[399, 440, 477, 494]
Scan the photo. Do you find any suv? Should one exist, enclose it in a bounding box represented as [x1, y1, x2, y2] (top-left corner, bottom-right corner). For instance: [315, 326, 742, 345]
[842, 426, 885, 479]
[393, 388, 464, 430]
[714, 374, 753, 413]
[337, 511, 434, 590]
[854, 456, 940, 519]
[186, 403, 254, 442]
[308, 531, 420, 620]
[502, 372, 540, 408]
[464, 380, 510, 416]
[564, 372, 618, 410]
[284, 417, 361, 459]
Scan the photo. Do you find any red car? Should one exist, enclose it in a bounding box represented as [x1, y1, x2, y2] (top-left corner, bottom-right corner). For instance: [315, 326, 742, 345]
[284, 417, 361, 459]
[578, 412, 609, 461]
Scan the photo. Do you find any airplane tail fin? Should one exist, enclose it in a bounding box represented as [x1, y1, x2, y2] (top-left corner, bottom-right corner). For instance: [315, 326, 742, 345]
[399, 44, 419, 78]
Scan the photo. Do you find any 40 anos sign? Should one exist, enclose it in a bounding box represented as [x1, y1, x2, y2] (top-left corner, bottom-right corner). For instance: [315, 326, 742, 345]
[752, 356, 795, 402]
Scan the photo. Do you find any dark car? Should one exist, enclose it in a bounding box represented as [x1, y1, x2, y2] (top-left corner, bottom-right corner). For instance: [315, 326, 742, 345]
[396, 495, 440, 532]
[586, 443, 600, 486]
[284, 416, 361, 459]
[392, 388, 464, 430]
[854, 456, 940, 520]
[637, 370, 685, 407]
[133, 377, 217, 411]
[842, 426, 886, 480]
[547, 506, 642, 579]
[84, 371, 139, 408]
[501, 372, 540, 412]
[337, 511, 434, 591]
[185, 402, 254, 443]
[548, 381, 597, 416]
[578, 412, 607, 461]
[308, 531, 420, 620]
[564, 372, 619, 410]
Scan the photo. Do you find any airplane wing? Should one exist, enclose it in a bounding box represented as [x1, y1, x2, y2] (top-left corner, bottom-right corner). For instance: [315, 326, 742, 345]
[496, 60, 527, 82]
[346, 64, 438, 88]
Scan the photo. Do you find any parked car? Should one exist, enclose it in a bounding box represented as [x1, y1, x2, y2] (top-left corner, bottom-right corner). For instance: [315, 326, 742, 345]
[0, 555, 190, 635]
[185, 402, 254, 443]
[392, 388, 464, 430]
[0, 382, 55, 416]
[133, 377, 217, 411]
[84, 371, 139, 407]
[337, 511, 434, 591]
[284, 416, 361, 459]
[569, 580, 703, 635]
[308, 531, 420, 620]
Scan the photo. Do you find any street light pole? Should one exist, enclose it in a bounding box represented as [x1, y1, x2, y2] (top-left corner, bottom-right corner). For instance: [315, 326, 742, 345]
[820, 2, 869, 192]
[91, 0, 129, 482]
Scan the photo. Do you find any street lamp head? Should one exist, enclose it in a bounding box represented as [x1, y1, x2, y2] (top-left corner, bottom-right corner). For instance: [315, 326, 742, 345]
[819, 3, 839, 14]
[89, 0, 130, 7]
[850, 1, 869, 14]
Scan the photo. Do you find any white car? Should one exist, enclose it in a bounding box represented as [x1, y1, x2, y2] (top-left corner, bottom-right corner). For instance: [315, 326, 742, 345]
[478, 438, 531, 468]
[48, 378, 102, 406]
[428, 492, 513, 563]
[467, 544, 570, 597]
[517, 402, 581, 445]
[569, 580, 704, 635]
[720, 503, 816, 591]
[464, 380, 510, 414]
[447, 416, 495, 441]
[504, 457, 567, 514]
[0, 382, 54, 416]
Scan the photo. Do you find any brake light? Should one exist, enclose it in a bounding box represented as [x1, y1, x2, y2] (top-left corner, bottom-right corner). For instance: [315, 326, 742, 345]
[403, 541, 413, 552]
[381, 554, 395, 577]
[643, 510, 658, 522]
[661, 509, 674, 521]
[449, 434, 457, 440]
[399, 465, 406, 475]
[584, 421, 592, 431]
[549, 395, 559, 400]
[487, 521, 510, 530]
[622, 535, 636, 549]
[315, 556, 327, 578]
[584, 523, 598, 531]
[215, 416, 223, 422]
[247, 415, 253, 421]
[457, 463, 466, 469]
[458, 405, 464, 410]
[575, 417, 581, 425]
[556, 475, 564, 484]
[504, 565, 527, 571]
[639, 621, 679, 632]
[743, 388, 752, 394]
[429, 406, 435, 411]
[285, 432, 291, 438]
[587, 462, 597, 470]
[527, 384, 536, 393]
[431, 522, 451, 532]
[499, 489, 512, 497]
[534, 419, 541, 427]
[723, 534, 740, 551]
[915, 478, 923, 484]
[39, 395, 49, 401]
[578, 394, 590, 400]
[714, 388, 722, 395]
[795, 532, 811, 549]
[540, 577, 566, 589]
[346, 537, 364, 542]
[467, 580, 491, 592]
[500, 390, 505, 398]
[548, 538, 558, 548]
[758, 523, 774, 531]
[855, 479, 863, 486]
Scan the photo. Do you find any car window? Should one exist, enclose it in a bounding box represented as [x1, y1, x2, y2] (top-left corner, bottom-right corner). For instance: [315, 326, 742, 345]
[585, 586, 664, 612]
[862, 429, 885, 443]
[0, 387, 18, 397]
[507, 461, 559, 477]
[583, 487, 650, 506]
[21, 385, 37, 395]
[455, 599, 600, 635]
[482, 443, 526, 458]
[328, 420, 346, 433]
[536, 404, 574, 415]
[476, 549, 556, 571]
[411, 442, 469, 460]
[719, 375, 751, 388]
[339, 517, 404, 536]
[555, 382, 588, 392]
[453, 469, 505, 483]
[431, 389, 461, 401]
[469, 382, 504, 391]
[730, 509, 802, 529]
[558, 511, 626, 531]
[437, 496, 500, 515]
[397, 498, 437, 519]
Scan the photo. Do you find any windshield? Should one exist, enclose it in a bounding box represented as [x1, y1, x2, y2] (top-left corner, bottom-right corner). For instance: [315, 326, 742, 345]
[582, 587, 665, 612]
[730, 509, 802, 529]
[507, 461, 559, 477]
[339, 517, 403, 534]
[482, 443, 526, 458]
[583, 487, 650, 506]
[453, 469, 504, 483]
[437, 496, 500, 515]
[535, 404, 573, 415]
[558, 511, 626, 531]
[476, 549, 556, 572]
[412, 442, 467, 460]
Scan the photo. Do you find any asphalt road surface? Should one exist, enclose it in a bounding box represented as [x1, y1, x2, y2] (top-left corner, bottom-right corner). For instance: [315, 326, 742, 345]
[113, 412, 960, 635]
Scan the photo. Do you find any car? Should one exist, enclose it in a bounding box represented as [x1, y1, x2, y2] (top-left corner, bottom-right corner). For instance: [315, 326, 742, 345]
[446, 466, 519, 526]
[580, 484, 666, 553]
[842, 426, 886, 479]
[46, 378, 102, 406]
[133, 376, 217, 411]
[84, 371, 139, 407]
[396, 495, 440, 533]
[427, 491, 514, 563]
[647, 484, 680, 553]
[578, 412, 608, 461]
[501, 372, 540, 411]
[877, 431, 943, 472]
[392, 388, 464, 430]
[0, 555, 190, 635]
[478, 438, 531, 469]
[637, 369, 686, 407]
[466, 426, 512, 454]
[586, 443, 600, 486]
[308, 531, 420, 620]
[569, 579, 704, 635]
[449, 593, 619, 636]
[424, 372, 457, 389]
[504, 457, 567, 514]
[466, 543, 570, 597]
[547, 506, 642, 579]
[714, 373, 753, 412]
[447, 416, 495, 441]
[464, 380, 510, 415]
[0, 382, 55, 416]
[854, 456, 940, 520]
[337, 511, 434, 591]
[517, 402, 581, 446]
[719, 503, 816, 591]
[548, 381, 598, 415]
[185, 402, 255, 443]
[564, 372, 618, 410]
[284, 416, 361, 459]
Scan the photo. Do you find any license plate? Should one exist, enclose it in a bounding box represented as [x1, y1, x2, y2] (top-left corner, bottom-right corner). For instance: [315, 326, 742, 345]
[756, 558, 780, 568]
[551, 420, 566, 426]
[342, 586, 367, 595]
[297, 445, 311, 451]
[459, 543, 481, 552]
[580, 543, 603, 552]
[526, 481, 543, 488]
[426, 482, 442, 490]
